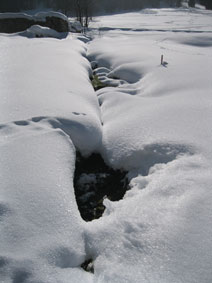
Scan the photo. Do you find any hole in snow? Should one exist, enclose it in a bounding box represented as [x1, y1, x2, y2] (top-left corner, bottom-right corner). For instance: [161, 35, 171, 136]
[74, 152, 129, 221]
[81, 258, 94, 273]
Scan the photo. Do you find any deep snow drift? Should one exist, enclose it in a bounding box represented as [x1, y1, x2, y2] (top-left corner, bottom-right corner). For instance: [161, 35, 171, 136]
[1, 7, 212, 283]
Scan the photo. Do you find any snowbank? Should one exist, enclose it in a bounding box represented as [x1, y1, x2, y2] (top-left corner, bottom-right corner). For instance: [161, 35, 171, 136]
[0, 124, 90, 282]
[25, 25, 62, 38]
[85, 8, 212, 283]
[69, 20, 83, 33]
[0, 34, 102, 155]
[35, 11, 68, 22]
[0, 31, 101, 282]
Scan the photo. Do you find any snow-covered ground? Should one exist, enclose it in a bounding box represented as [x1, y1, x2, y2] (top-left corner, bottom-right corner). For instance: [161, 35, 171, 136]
[0, 32, 100, 282]
[1, 7, 212, 283]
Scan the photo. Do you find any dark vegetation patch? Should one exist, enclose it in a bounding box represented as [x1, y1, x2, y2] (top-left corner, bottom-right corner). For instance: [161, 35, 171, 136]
[91, 75, 107, 91]
[74, 152, 129, 221]
[0, 14, 69, 33]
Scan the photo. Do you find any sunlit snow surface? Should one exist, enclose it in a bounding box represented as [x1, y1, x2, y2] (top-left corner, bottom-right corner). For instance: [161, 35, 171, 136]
[1, 7, 212, 283]
[0, 34, 102, 155]
[88, 8, 212, 283]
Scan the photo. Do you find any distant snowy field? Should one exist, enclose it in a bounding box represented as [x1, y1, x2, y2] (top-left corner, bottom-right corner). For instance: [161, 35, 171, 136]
[1, 7, 212, 283]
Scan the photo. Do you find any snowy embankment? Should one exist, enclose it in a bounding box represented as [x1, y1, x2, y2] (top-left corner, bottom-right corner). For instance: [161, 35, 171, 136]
[1, 7, 212, 283]
[0, 34, 101, 155]
[86, 8, 212, 283]
[0, 33, 100, 282]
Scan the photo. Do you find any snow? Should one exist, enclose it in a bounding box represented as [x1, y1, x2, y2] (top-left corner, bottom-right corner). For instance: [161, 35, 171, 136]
[85, 8, 212, 283]
[69, 20, 83, 33]
[25, 25, 62, 38]
[88, 9, 212, 170]
[0, 124, 90, 282]
[1, 7, 212, 283]
[35, 11, 68, 22]
[0, 34, 102, 155]
[85, 154, 212, 283]
[91, 7, 212, 33]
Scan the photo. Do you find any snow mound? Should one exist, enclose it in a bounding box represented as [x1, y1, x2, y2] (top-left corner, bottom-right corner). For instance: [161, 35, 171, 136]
[0, 34, 102, 155]
[69, 20, 83, 33]
[34, 11, 68, 22]
[25, 25, 62, 38]
[108, 62, 146, 83]
[0, 123, 89, 282]
[85, 8, 212, 283]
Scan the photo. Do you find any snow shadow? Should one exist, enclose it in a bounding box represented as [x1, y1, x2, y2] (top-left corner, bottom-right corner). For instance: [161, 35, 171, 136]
[46, 246, 83, 269]
[125, 143, 193, 175]
[72, 112, 86, 116]
[12, 269, 32, 283]
[14, 120, 29, 126]
[180, 36, 212, 47]
[0, 202, 11, 220]
[0, 256, 9, 268]
[95, 27, 212, 34]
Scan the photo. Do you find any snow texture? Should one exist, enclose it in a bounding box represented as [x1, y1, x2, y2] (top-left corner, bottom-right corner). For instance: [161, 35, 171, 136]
[1, 7, 212, 283]
[0, 34, 102, 155]
[86, 8, 212, 283]
[0, 124, 91, 282]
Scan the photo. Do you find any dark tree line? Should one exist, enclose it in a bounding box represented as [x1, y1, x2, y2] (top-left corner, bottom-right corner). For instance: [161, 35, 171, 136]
[199, 0, 212, 9]
[0, 0, 186, 13]
[188, 0, 212, 9]
[0, 1, 51, 12]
